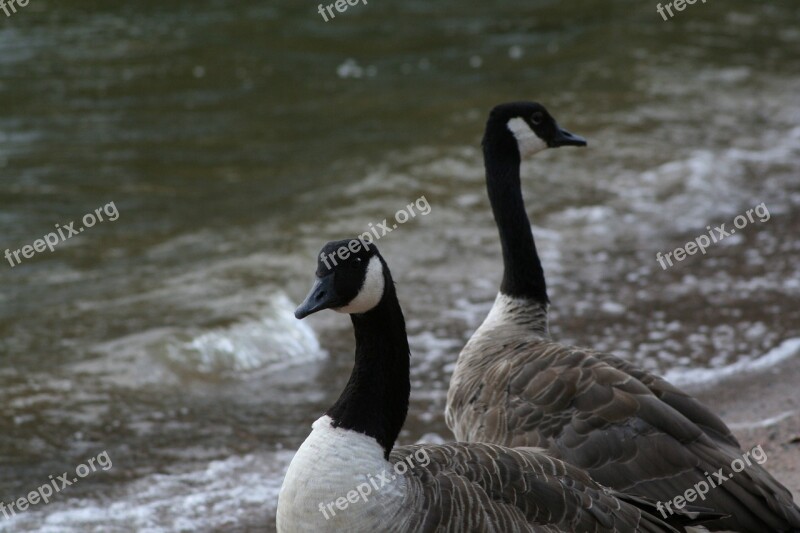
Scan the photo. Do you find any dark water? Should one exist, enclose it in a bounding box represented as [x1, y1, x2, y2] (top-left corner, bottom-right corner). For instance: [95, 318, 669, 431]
[1, 0, 799, 531]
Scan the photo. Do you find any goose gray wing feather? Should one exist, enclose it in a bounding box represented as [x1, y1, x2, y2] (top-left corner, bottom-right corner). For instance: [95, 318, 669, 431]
[446, 337, 800, 532]
[594, 352, 739, 448]
[388, 443, 683, 532]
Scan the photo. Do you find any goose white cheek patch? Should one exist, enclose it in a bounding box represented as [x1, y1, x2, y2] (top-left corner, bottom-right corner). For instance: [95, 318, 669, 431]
[507, 117, 548, 157]
[336, 256, 385, 314]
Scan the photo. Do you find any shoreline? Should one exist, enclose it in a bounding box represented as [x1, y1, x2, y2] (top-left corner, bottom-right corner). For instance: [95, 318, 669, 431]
[686, 351, 800, 501]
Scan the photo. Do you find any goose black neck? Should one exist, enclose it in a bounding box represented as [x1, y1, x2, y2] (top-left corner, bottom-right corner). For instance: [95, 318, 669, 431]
[326, 266, 410, 459]
[483, 126, 549, 304]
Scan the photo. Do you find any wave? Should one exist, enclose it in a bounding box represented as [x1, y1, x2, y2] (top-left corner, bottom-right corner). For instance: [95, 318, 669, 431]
[663, 337, 800, 386]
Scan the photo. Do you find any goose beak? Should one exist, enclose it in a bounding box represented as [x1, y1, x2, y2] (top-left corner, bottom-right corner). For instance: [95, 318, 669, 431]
[295, 276, 338, 319]
[549, 125, 587, 148]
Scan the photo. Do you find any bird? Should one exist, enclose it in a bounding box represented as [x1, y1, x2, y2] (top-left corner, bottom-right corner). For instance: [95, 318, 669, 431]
[444, 101, 800, 532]
[276, 238, 717, 532]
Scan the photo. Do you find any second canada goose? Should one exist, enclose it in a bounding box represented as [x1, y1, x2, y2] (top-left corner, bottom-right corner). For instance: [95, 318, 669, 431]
[445, 101, 800, 532]
[276, 239, 711, 532]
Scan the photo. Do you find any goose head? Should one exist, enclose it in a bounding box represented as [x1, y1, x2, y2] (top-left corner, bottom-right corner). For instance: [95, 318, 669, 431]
[485, 101, 587, 158]
[295, 238, 386, 319]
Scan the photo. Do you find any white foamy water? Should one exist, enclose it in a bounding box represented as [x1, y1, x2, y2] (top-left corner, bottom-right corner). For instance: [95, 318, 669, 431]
[164, 293, 325, 376]
[61, 291, 325, 389]
[664, 337, 800, 387]
[1, 451, 294, 533]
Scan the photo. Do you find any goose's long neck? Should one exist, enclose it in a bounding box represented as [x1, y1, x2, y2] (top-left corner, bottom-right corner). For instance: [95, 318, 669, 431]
[326, 279, 410, 459]
[483, 134, 549, 306]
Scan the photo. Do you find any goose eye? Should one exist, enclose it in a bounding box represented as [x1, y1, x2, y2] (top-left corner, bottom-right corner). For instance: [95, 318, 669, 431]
[531, 112, 543, 125]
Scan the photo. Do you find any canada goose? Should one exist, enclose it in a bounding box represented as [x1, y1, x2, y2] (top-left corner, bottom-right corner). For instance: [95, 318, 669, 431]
[445, 101, 800, 532]
[276, 239, 713, 532]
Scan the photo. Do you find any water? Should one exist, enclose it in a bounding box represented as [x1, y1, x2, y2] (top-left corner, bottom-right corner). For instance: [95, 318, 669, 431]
[1, 0, 799, 531]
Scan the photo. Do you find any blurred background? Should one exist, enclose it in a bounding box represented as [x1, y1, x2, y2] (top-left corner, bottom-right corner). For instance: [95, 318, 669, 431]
[1, 0, 799, 531]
